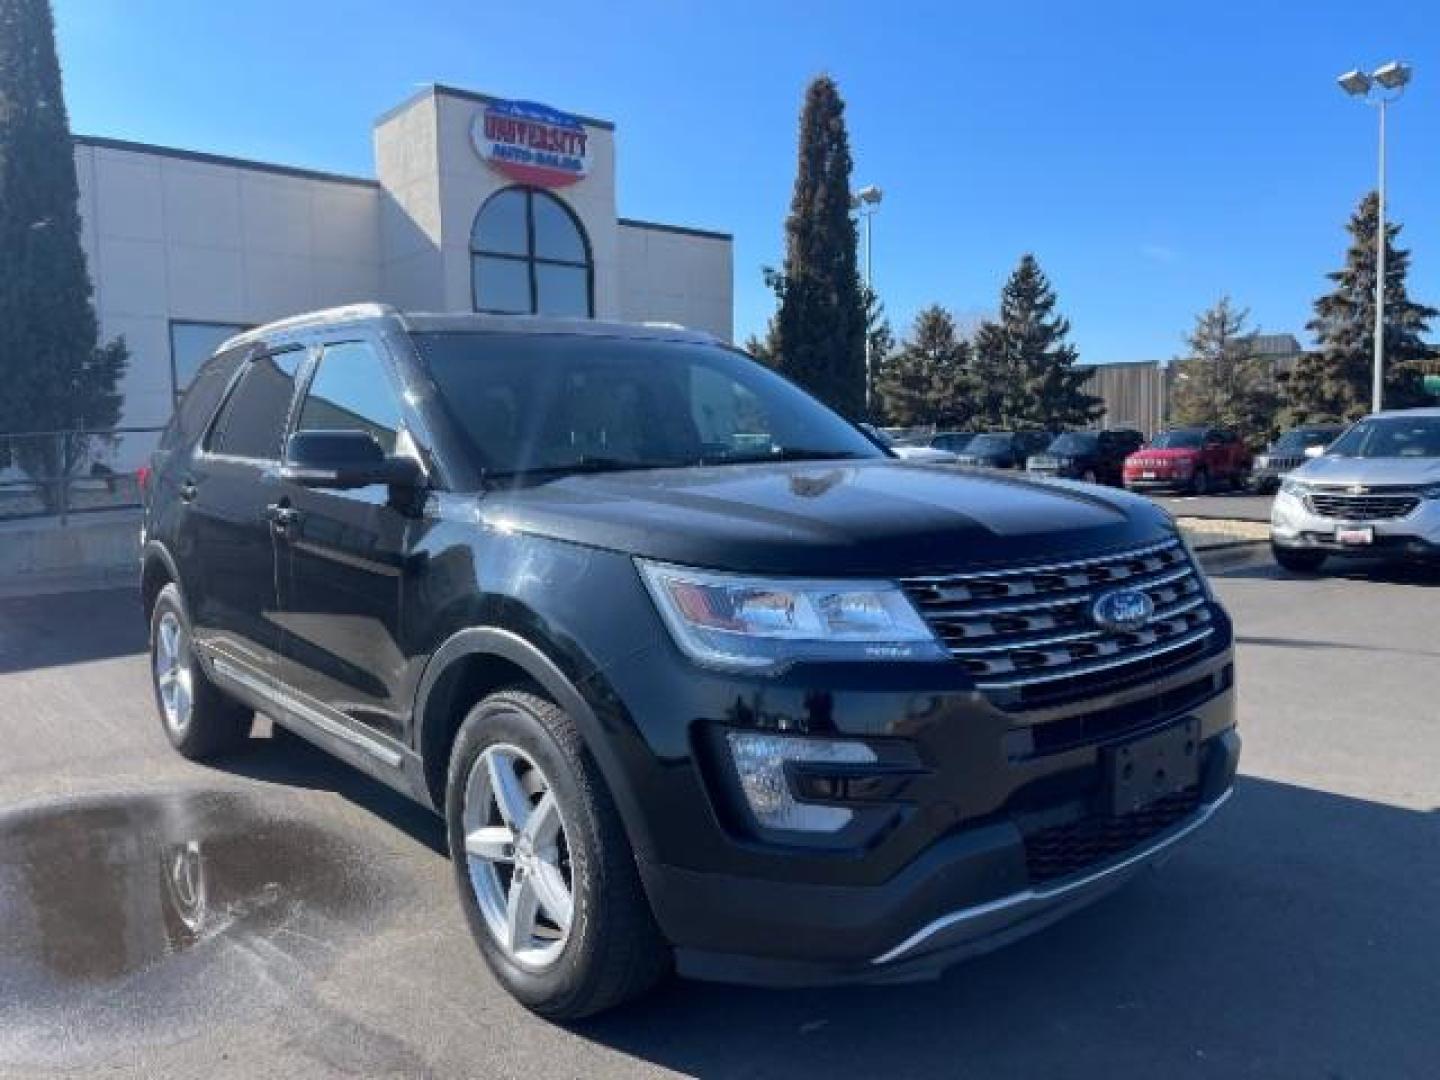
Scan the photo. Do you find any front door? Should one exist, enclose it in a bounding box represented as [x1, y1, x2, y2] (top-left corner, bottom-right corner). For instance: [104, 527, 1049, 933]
[273, 339, 416, 743]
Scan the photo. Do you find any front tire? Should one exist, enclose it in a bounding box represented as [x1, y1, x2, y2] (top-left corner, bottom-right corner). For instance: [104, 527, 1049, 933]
[149, 583, 251, 760]
[1272, 545, 1327, 574]
[1191, 469, 1210, 496]
[446, 689, 669, 1019]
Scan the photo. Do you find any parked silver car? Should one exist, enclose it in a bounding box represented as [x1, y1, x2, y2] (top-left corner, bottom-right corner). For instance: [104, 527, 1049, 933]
[1271, 408, 1440, 572]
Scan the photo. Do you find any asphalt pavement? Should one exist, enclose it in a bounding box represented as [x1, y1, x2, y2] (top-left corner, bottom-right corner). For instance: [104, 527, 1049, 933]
[1150, 491, 1273, 523]
[0, 564, 1436, 1079]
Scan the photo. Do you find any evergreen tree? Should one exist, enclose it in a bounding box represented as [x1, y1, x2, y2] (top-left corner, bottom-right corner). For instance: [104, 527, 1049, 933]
[0, 0, 128, 508]
[862, 283, 894, 413]
[991, 255, 1100, 429]
[1170, 298, 1279, 444]
[770, 76, 866, 418]
[967, 320, 1010, 429]
[1286, 192, 1436, 421]
[874, 305, 973, 427]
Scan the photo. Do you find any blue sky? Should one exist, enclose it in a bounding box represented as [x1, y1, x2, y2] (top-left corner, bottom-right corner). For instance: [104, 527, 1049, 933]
[53, 0, 1440, 362]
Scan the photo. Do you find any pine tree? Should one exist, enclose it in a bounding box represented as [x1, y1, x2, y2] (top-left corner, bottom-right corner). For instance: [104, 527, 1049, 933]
[990, 255, 1100, 429]
[0, 0, 128, 508]
[1170, 298, 1279, 444]
[770, 76, 866, 418]
[874, 305, 973, 427]
[967, 320, 1010, 429]
[862, 283, 894, 411]
[1285, 192, 1436, 422]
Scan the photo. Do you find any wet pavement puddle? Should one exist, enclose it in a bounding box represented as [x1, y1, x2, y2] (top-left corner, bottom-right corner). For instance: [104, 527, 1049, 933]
[0, 789, 402, 1065]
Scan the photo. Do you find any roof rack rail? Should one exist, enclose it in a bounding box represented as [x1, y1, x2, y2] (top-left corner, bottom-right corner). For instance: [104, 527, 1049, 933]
[220, 303, 399, 351]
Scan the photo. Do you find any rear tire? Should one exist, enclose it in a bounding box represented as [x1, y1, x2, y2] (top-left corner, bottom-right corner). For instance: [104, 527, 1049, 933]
[1272, 545, 1327, 574]
[149, 583, 251, 760]
[446, 689, 670, 1020]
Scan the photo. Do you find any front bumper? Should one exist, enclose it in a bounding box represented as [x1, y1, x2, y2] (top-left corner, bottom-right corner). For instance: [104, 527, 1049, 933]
[1124, 473, 1194, 492]
[1271, 490, 1440, 560]
[614, 640, 1238, 987]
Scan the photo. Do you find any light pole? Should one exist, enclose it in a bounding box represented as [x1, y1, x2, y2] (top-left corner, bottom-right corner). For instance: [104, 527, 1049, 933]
[851, 184, 883, 415]
[1338, 60, 1412, 415]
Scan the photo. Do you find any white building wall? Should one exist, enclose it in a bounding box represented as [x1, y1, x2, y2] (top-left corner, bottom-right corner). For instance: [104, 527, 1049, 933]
[74, 139, 382, 430]
[617, 221, 733, 341]
[429, 88, 620, 317]
[72, 84, 733, 436]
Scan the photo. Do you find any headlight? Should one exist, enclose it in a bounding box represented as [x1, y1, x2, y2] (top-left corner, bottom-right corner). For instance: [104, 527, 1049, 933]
[726, 732, 874, 832]
[1280, 478, 1312, 498]
[1254, 455, 1270, 469]
[637, 560, 945, 670]
[1422, 484, 1440, 501]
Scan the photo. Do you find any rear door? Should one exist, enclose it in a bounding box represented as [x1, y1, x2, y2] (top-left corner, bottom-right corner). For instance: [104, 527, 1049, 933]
[180, 348, 306, 681]
[272, 337, 420, 744]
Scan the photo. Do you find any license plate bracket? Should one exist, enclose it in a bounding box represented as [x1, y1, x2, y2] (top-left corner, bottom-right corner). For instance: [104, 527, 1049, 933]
[1104, 719, 1199, 816]
[1335, 525, 1374, 546]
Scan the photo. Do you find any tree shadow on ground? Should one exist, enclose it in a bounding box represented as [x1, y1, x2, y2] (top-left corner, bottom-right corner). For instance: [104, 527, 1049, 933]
[0, 588, 144, 674]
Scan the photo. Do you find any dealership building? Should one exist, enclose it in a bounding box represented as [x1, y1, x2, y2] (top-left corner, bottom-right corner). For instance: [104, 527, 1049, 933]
[72, 84, 734, 432]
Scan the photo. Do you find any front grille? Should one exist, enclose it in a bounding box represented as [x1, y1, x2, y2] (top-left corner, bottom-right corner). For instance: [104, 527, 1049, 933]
[1023, 788, 1200, 884]
[1306, 489, 1421, 521]
[900, 539, 1214, 707]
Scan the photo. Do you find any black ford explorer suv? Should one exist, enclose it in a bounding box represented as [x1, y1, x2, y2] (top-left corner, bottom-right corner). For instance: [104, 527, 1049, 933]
[142, 305, 1238, 1019]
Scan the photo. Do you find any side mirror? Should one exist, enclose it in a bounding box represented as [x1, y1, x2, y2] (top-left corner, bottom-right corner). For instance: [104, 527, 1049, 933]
[1303, 444, 1325, 459]
[281, 430, 423, 490]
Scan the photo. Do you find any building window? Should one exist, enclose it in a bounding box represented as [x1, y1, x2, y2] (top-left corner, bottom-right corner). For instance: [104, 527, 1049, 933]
[170, 320, 249, 399]
[471, 187, 592, 318]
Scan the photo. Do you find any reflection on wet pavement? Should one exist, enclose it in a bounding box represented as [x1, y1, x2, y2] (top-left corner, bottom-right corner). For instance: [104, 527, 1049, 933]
[0, 789, 400, 1065]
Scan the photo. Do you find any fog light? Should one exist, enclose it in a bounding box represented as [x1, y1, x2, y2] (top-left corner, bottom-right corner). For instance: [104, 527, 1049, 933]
[725, 732, 876, 833]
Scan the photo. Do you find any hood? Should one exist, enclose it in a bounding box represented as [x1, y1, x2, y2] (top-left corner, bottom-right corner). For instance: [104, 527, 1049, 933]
[1130, 447, 1199, 462]
[477, 460, 1167, 576]
[1292, 454, 1440, 487]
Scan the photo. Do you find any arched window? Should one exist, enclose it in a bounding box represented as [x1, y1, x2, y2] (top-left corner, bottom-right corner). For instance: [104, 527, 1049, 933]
[471, 187, 593, 318]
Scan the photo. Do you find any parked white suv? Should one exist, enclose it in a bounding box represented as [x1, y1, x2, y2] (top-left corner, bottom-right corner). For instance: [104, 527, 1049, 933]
[1271, 409, 1440, 572]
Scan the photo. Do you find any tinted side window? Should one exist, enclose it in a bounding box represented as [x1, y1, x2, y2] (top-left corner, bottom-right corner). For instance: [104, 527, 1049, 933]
[162, 344, 249, 451]
[295, 341, 403, 455]
[209, 350, 304, 460]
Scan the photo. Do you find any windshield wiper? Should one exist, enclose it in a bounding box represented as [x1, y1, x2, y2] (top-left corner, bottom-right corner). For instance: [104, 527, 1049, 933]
[696, 449, 870, 466]
[486, 456, 669, 483]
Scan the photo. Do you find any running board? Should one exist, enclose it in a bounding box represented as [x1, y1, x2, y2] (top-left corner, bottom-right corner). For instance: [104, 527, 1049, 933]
[210, 656, 404, 769]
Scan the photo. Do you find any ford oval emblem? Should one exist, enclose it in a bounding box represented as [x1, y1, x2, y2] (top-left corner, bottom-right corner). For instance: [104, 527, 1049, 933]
[1092, 588, 1154, 633]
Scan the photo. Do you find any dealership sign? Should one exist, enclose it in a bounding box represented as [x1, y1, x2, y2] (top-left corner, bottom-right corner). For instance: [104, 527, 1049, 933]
[473, 100, 590, 188]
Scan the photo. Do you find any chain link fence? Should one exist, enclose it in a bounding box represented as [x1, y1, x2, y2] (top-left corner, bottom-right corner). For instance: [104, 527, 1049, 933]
[0, 427, 163, 524]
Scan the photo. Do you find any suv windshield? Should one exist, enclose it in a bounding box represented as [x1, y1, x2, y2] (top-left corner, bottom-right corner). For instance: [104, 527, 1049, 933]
[1149, 430, 1204, 449]
[413, 332, 883, 479]
[1325, 416, 1440, 459]
[1048, 432, 1098, 454]
[1272, 428, 1338, 452]
[967, 433, 1013, 453]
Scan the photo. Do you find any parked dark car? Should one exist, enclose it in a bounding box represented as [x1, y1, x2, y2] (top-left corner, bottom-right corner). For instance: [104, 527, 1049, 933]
[1027, 429, 1145, 486]
[928, 430, 977, 455]
[954, 430, 1053, 470]
[142, 305, 1237, 1019]
[1248, 424, 1345, 494]
[1123, 427, 1251, 494]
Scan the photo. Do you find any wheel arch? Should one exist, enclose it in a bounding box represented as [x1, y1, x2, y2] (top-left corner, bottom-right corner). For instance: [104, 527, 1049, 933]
[141, 541, 184, 621]
[413, 627, 657, 862]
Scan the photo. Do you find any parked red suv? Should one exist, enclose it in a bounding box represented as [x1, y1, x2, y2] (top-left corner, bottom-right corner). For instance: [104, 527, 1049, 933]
[1123, 427, 1250, 495]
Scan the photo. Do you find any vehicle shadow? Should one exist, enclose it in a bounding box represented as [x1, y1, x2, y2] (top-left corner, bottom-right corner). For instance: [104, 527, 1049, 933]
[574, 776, 1439, 1079]
[221, 724, 447, 857]
[0, 588, 145, 674]
[1211, 558, 1440, 586]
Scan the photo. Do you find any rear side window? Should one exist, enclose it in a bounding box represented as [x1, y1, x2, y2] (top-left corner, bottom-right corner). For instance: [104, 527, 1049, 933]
[161, 344, 249, 452]
[208, 350, 304, 460]
[295, 341, 403, 455]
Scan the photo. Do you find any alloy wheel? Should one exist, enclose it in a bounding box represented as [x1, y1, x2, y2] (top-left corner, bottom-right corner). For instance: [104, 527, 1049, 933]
[154, 611, 194, 735]
[462, 743, 575, 970]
